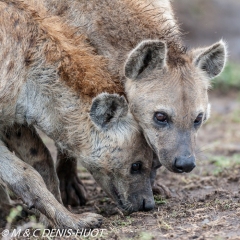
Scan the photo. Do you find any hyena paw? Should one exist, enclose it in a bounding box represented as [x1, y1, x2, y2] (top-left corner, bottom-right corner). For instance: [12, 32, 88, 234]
[152, 183, 172, 198]
[57, 212, 103, 230]
[77, 212, 103, 229]
[60, 174, 88, 207]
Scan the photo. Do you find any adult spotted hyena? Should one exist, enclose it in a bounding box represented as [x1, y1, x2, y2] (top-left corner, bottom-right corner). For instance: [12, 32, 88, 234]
[0, 0, 155, 229]
[31, 0, 227, 204]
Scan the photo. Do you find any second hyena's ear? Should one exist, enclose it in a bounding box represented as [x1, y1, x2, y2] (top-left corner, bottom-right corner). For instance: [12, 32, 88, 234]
[90, 93, 128, 130]
[124, 40, 167, 80]
[193, 40, 227, 79]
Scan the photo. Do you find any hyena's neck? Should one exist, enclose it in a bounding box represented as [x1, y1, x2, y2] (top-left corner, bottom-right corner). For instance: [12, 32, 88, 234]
[16, 76, 96, 158]
[53, 0, 183, 79]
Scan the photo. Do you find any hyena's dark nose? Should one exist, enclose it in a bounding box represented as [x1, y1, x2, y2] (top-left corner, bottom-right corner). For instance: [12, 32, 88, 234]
[173, 156, 196, 173]
[142, 198, 155, 211]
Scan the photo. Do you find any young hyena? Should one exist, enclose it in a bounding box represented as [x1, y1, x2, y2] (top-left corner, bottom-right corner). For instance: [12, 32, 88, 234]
[0, 0, 155, 229]
[29, 0, 227, 204]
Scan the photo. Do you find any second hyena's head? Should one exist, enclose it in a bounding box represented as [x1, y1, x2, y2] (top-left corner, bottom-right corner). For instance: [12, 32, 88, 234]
[124, 39, 227, 173]
[83, 93, 154, 214]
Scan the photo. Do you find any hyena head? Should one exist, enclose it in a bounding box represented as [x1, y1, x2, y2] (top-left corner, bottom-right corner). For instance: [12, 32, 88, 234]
[86, 93, 154, 213]
[124, 40, 227, 173]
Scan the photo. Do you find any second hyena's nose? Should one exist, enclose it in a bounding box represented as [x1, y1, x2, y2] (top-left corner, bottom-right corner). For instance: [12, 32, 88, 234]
[173, 156, 196, 173]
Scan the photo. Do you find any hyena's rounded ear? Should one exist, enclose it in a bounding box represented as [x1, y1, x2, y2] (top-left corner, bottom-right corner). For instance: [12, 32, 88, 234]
[124, 40, 167, 80]
[193, 40, 227, 79]
[90, 93, 128, 130]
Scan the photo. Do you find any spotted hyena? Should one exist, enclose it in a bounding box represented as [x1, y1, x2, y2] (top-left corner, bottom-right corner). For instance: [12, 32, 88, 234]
[27, 0, 227, 204]
[0, 0, 155, 229]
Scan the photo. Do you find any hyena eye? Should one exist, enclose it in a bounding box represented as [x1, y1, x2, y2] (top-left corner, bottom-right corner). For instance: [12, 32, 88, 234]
[154, 112, 168, 123]
[131, 162, 142, 174]
[194, 113, 203, 126]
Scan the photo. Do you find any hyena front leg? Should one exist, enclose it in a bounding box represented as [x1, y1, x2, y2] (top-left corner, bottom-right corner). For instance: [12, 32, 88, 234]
[57, 151, 87, 206]
[2, 124, 61, 203]
[0, 141, 103, 229]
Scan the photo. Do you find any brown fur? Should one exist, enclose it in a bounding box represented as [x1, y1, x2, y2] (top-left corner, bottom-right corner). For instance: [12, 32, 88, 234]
[30, 0, 187, 73]
[42, 20, 123, 98]
[95, 0, 186, 65]
[1, 0, 123, 99]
